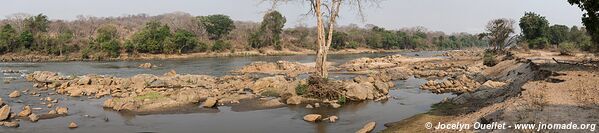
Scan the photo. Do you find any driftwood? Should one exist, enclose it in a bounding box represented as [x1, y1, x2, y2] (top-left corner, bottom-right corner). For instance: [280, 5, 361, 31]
[552, 58, 599, 68]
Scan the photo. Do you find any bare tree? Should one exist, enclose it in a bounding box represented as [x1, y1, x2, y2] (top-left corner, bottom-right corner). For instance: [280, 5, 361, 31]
[265, 0, 378, 78]
[480, 18, 515, 50]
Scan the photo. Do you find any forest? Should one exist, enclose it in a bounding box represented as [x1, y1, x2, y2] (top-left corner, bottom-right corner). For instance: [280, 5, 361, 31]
[0, 11, 490, 59]
[0, 11, 593, 60]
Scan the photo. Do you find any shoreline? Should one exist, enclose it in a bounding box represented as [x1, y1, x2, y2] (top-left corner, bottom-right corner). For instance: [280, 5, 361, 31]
[0, 48, 409, 62]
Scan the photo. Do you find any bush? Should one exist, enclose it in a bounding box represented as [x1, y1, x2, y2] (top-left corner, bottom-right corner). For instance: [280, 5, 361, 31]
[338, 95, 346, 104]
[295, 84, 308, 95]
[261, 90, 279, 97]
[527, 37, 549, 49]
[483, 50, 498, 67]
[211, 40, 230, 52]
[100, 40, 120, 57]
[196, 41, 209, 52]
[559, 42, 576, 55]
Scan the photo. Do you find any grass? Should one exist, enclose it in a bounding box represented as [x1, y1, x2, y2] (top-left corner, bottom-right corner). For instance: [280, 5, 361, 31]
[260, 90, 280, 97]
[134, 92, 164, 101]
[295, 84, 308, 95]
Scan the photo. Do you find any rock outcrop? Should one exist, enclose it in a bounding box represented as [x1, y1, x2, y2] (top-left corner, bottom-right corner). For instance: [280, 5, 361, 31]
[420, 74, 481, 94]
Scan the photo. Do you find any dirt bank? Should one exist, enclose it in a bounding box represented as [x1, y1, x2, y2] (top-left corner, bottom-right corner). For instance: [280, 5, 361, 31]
[383, 50, 599, 132]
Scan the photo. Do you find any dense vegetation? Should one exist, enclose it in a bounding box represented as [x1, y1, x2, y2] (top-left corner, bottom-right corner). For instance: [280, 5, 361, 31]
[518, 12, 593, 51]
[568, 0, 599, 51]
[0, 12, 493, 59]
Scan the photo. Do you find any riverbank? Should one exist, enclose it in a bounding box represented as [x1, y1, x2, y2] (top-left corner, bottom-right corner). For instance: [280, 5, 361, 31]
[383, 50, 599, 132]
[0, 48, 406, 62]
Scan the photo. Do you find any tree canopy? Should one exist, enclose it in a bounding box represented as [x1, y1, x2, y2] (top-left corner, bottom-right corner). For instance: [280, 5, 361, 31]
[249, 10, 287, 49]
[519, 12, 549, 40]
[568, 0, 599, 51]
[198, 14, 235, 40]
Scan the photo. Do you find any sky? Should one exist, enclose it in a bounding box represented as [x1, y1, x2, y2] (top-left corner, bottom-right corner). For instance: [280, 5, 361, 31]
[0, 0, 585, 34]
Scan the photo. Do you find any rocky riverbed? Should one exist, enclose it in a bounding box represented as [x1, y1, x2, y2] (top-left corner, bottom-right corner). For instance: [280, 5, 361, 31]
[0, 50, 489, 132]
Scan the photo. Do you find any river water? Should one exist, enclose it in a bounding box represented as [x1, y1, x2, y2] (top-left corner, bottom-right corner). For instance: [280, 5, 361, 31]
[0, 51, 453, 133]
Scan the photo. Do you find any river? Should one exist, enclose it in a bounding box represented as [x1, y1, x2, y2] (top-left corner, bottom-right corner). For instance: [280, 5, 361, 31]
[0, 51, 453, 133]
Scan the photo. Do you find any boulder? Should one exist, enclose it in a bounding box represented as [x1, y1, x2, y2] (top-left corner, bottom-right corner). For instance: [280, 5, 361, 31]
[481, 80, 506, 89]
[8, 91, 20, 98]
[326, 116, 339, 123]
[138, 63, 155, 69]
[103, 98, 114, 108]
[69, 89, 83, 97]
[56, 107, 68, 115]
[0, 105, 10, 120]
[202, 97, 217, 108]
[259, 98, 285, 108]
[305, 104, 314, 109]
[354, 76, 373, 84]
[18, 105, 31, 117]
[356, 121, 376, 133]
[3, 121, 19, 128]
[374, 81, 390, 94]
[330, 103, 342, 108]
[251, 76, 289, 94]
[48, 110, 57, 115]
[28, 113, 39, 122]
[286, 96, 302, 105]
[68, 122, 78, 128]
[303, 114, 322, 122]
[77, 76, 91, 85]
[344, 82, 376, 101]
[164, 69, 177, 77]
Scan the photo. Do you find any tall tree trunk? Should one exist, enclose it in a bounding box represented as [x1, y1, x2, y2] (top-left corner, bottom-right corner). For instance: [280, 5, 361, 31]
[313, 0, 341, 79]
[314, 0, 327, 78]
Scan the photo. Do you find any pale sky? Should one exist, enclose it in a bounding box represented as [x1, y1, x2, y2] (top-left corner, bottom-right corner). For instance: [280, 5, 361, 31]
[0, 0, 584, 33]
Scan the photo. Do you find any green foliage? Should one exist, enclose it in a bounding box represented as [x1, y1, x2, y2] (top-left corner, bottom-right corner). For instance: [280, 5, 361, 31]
[198, 14, 235, 40]
[434, 34, 488, 50]
[260, 90, 280, 97]
[18, 31, 34, 49]
[211, 40, 230, 52]
[519, 12, 550, 40]
[559, 42, 576, 55]
[127, 21, 172, 53]
[24, 14, 50, 34]
[527, 37, 549, 49]
[568, 0, 599, 51]
[548, 25, 570, 44]
[134, 92, 164, 101]
[249, 11, 286, 49]
[95, 25, 121, 57]
[295, 83, 308, 95]
[569, 26, 593, 51]
[165, 29, 198, 53]
[338, 95, 346, 104]
[0, 24, 18, 53]
[483, 50, 498, 67]
[331, 31, 349, 49]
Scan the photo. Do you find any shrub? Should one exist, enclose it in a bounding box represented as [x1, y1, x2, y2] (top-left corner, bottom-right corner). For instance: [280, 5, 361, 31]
[100, 40, 120, 57]
[483, 50, 498, 67]
[338, 95, 347, 104]
[527, 37, 549, 49]
[261, 90, 279, 97]
[559, 42, 576, 55]
[196, 41, 209, 52]
[295, 84, 308, 95]
[211, 40, 230, 52]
